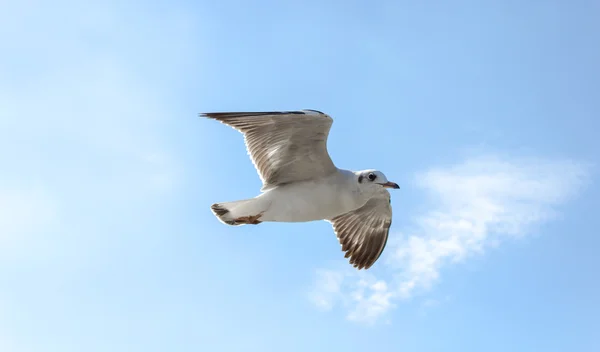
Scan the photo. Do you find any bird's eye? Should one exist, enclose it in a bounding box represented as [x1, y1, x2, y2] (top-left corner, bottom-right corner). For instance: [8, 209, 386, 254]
[367, 173, 376, 181]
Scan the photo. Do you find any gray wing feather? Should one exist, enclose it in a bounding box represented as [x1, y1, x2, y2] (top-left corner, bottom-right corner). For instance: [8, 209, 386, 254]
[200, 110, 337, 190]
[329, 191, 392, 270]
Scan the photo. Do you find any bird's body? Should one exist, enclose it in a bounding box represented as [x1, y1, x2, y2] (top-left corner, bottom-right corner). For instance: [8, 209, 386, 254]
[201, 109, 400, 269]
[215, 169, 371, 223]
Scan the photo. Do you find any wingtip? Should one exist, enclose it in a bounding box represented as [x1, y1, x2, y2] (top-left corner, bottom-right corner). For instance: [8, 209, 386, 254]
[199, 110, 326, 119]
[302, 109, 325, 115]
[199, 112, 229, 120]
[352, 262, 369, 270]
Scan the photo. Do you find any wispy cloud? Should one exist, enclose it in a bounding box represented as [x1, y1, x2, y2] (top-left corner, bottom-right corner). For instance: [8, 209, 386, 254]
[309, 155, 591, 324]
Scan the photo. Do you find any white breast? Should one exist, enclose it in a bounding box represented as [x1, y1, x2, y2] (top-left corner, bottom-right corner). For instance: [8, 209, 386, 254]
[258, 170, 367, 222]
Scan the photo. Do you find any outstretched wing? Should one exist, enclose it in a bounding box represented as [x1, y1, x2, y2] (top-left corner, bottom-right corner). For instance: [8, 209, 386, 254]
[329, 191, 392, 270]
[201, 110, 337, 190]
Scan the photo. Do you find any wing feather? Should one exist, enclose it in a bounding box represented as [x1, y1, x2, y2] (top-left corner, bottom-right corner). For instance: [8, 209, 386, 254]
[200, 110, 336, 190]
[329, 192, 392, 270]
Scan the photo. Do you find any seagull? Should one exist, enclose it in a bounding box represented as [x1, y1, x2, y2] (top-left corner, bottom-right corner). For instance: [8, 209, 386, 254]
[200, 110, 400, 270]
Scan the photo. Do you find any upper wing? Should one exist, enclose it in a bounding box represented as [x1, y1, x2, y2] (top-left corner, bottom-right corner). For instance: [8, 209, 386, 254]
[201, 110, 337, 190]
[328, 191, 392, 270]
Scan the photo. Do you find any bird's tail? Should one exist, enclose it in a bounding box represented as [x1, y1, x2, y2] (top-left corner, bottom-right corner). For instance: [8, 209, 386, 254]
[210, 198, 265, 226]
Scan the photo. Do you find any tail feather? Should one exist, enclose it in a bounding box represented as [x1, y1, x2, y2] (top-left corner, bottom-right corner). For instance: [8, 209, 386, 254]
[210, 203, 239, 226]
[210, 198, 264, 226]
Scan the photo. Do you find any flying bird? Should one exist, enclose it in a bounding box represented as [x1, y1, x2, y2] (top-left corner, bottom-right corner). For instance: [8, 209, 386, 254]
[200, 110, 400, 270]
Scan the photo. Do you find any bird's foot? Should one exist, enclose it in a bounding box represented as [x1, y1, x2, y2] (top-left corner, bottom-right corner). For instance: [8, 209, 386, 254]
[234, 213, 263, 225]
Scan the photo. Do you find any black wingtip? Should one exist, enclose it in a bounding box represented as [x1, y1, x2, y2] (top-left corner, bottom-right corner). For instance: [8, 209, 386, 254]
[199, 111, 315, 119]
[199, 112, 219, 118]
[303, 109, 325, 114]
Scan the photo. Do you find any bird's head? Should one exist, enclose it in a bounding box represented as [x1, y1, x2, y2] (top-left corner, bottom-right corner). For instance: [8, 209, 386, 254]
[356, 169, 400, 192]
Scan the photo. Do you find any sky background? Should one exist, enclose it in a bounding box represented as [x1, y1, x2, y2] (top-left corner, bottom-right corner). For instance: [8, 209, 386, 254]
[1, 0, 599, 351]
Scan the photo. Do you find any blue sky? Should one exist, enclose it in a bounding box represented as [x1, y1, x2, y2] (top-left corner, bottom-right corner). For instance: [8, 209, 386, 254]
[1, 0, 599, 351]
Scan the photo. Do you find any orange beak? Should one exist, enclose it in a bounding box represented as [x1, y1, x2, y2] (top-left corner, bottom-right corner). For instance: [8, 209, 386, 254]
[380, 181, 400, 189]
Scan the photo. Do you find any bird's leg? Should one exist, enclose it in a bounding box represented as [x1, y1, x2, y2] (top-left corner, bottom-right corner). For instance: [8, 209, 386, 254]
[248, 214, 263, 224]
[234, 213, 263, 225]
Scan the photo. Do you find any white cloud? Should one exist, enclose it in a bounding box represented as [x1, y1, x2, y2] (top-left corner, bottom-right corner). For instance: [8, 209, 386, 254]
[308, 269, 346, 310]
[310, 155, 591, 324]
[346, 277, 394, 324]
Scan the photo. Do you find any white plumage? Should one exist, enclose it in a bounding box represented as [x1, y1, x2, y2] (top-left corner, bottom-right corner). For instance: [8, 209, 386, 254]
[201, 110, 399, 270]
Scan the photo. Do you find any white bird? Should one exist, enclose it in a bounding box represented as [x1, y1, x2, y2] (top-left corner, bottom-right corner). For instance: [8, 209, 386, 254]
[201, 109, 400, 270]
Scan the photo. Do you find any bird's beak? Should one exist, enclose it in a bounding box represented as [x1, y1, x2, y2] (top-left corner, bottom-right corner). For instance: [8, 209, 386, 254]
[380, 181, 400, 189]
